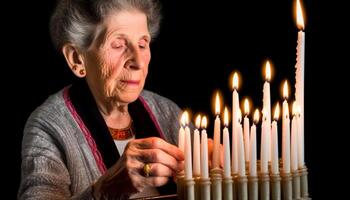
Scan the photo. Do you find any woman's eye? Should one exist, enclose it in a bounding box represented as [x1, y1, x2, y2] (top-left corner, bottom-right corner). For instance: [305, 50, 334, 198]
[111, 40, 124, 49]
[139, 41, 149, 49]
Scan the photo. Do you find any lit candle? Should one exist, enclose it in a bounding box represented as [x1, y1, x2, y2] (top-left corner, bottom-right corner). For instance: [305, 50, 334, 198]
[295, 0, 305, 169]
[263, 60, 272, 162]
[201, 116, 209, 179]
[271, 103, 280, 174]
[193, 114, 201, 177]
[223, 107, 231, 178]
[183, 111, 193, 179]
[232, 72, 240, 174]
[212, 92, 221, 169]
[282, 81, 291, 173]
[260, 108, 268, 174]
[249, 109, 259, 176]
[237, 109, 246, 176]
[243, 98, 250, 162]
[178, 112, 186, 153]
[291, 102, 299, 172]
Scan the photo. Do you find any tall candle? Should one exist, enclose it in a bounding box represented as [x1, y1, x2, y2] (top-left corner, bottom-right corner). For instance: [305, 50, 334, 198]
[178, 112, 186, 152]
[212, 92, 221, 169]
[282, 81, 291, 173]
[201, 116, 209, 179]
[232, 72, 240, 174]
[183, 111, 193, 179]
[223, 107, 231, 178]
[291, 102, 298, 172]
[193, 115, 201, 177]
[295, 0, 305, 168]
[249, 109, 259, 176]
[243, 98, 250, 162]
[260, 109, 268, 174]
[237, 109, 246, 176]
[263, 60, 272, 162]
[271, 103, 280, 174]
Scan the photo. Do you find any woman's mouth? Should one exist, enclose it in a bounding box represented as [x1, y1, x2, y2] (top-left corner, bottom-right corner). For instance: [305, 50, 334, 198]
[121, 80, 140, 86]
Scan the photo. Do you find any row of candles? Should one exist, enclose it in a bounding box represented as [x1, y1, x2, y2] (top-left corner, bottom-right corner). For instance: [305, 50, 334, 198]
[178, 68, 304, 181]
[176, 1, 307, 199]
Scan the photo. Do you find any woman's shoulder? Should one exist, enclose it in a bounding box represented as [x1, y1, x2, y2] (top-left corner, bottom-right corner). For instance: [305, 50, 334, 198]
[25, 88, 70, 130]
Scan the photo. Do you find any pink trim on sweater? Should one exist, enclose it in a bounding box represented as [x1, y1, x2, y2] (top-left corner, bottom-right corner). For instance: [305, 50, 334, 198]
[63, 87, 107, 174]
[139, 96, 166, 140]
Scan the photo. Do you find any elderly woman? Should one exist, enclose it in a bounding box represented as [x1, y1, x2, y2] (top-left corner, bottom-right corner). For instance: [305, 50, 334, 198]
[18, 0, 192, 199]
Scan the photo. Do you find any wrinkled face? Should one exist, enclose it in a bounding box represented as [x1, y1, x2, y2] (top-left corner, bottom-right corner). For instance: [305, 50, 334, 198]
[84, 10, 151, 104]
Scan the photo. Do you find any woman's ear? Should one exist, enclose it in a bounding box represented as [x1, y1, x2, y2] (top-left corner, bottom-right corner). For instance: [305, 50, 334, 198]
[62, 44, 86, 78]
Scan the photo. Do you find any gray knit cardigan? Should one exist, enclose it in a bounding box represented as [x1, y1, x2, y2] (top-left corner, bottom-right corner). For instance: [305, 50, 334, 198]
[18, 87, 182, 199]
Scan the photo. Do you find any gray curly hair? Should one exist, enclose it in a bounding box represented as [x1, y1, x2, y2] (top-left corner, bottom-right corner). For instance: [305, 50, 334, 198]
[50, 0, 161, 51]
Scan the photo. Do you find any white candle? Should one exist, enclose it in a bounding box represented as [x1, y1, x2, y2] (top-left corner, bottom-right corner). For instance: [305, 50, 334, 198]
[183, 111, 193, 179]
[282, 81, 291, 173]
[271, 103, 280, 174]
[223, 107, 231, 178]
[295, 0, 305, 168]
[212, 92, 221, 169]
[178, 112, 186, 152]
[243, 98, 250, 162]
[260, 109, 268, 174]
[291, 102, 298, 172]
[193, 115, 201, 177]
[249, 109, 259, 176]
[237, 110, 246, 176]
[232, 72, 240, 174]
[201, 116, 209, 179]
[263, 61, 272, 162]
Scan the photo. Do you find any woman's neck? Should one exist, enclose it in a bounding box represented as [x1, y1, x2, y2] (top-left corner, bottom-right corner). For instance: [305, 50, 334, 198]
[99, 102, 131, 129]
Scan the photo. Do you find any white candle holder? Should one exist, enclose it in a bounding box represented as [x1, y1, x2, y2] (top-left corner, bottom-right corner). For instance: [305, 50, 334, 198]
[248, 175, 258, 200]
[210, 168, 222, 200]
[292, 170, 301, 199]
[299, 166, 310, 199]
[232, 173, 238, 200]
[194, 176, 201, 200]
[281, 172, 293, 200]
[223, 176, 233, 200]
[176, 171, 185, 200]
[237, 175, 248, 200]
[185, 177, 195, 200]
[199, 177, 211, 200]
[270, 173, 281, 200]
[258, 172, 270, 200]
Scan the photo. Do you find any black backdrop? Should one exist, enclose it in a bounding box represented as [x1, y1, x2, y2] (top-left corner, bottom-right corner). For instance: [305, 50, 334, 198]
[5, 0, 347, 199]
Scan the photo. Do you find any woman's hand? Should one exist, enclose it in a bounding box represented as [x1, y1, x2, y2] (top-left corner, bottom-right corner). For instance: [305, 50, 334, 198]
[207, 138, 224, 169]
[93, 137, 184, 199]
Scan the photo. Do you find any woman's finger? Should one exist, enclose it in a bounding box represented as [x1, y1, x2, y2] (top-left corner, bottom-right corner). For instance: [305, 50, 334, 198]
[138, 148, 180, 172]
[134, 137, 184, 161]
[145, 163, 174, 177]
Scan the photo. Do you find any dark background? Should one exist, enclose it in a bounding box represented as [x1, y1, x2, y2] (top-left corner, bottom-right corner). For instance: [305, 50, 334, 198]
[4, 0, 347, 199]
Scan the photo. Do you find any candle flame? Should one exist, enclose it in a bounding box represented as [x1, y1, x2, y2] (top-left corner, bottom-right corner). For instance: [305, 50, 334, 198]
[265, 60, 271, 81]
[195, 114, 201, 129]
[232, 72, 239, 90]
[292, 101, 298, 116]
[201, 116, 208, 129]
[244, 98, 250, 116]
[274, 103, 280, 121]
[224, 107, 229, 126]
[215, 92, 221, 115]
[283, 80, 289, 99]
[296, 0, 305, 30]
[181, 111, 189, 126]
[253, 109, 260, 124]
